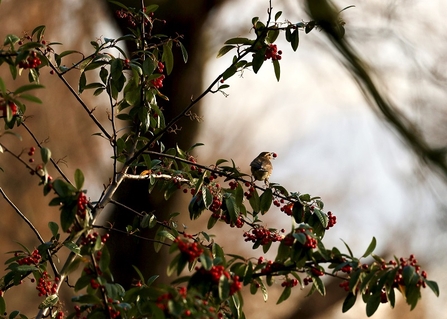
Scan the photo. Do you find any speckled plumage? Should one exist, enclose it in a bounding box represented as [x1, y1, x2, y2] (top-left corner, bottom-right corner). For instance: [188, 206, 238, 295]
[250, 152, 273, 185]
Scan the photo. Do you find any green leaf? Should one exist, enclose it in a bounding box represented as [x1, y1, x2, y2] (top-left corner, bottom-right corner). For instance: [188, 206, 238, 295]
[291, 29, 299, 51]
[78, 72, 86, 93]
[143, 58, 156, 76]
[225, 37, 251, 45]
[225, 195, 238, 223]
[313, 276, 326, 296]
[108, 0, 129, 10]
[48, 221, 59, 238]
[110, 58, 123, 81]
[314, 209, 328, 228]
[60, 206, 76, 232]
[252, 48, 265, 74]
[259, 188, 273, 214]
[4, 34, 19, 46]
[19, 94, 42, 103]
[207, 214, 218, 229]
[146, 274, 159, 287]
[362, 237, 376, 258]
[222, 65, 237, 81]
[157, 230, 176, 242]
[199, 253, 213, 271]
[52, 179, 75, 197]
[132, 265, 145, 283]
[217, 45, 236, 58]
[402, 265, 419, 286]
[16, 265, 38, 272]
[99, 245, 111, 273]
[249, 188, 260, 214]
[28, 68, 39, 83]
[203, 187, 213, 209]
[218, 275, 230, 302]
[259, 279, 268, 301]
[272, 59, 280, 82]
[178, 41, 188, 63]
[40, 147, 51, 164]
[341, 239, 354, 258]
[0, 296, 5, 316]
[342, 293, 357, 313]
[274, 11, 282, 21]
[267, 29, 280, 44]
[39, 294, 59, 309]
[63, 241, 80, 255]
[74, 169, 84, 190]
[366, 291, 381, 317]
[13, 84, 44, 95]
[276, 286, 291, 304]
[31, 25, 46, 42]
[162, 42, 174, 75]
[0, 77, 6, 95]
[425, 280, 439, 297]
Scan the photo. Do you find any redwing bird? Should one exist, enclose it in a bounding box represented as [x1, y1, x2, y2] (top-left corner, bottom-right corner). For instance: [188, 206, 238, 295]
[250, 152, 275, 185]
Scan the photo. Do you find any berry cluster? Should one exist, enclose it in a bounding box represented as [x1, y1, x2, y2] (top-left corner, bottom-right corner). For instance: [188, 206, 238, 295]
[219, 214, 245, 228]
[339, 280, 350, 291]
[77, 192, 89, 218]
[243, 184, 255, 200]
[390, 255, 429, 289]
[310, 267, 324, 277]
[303, 276, 313, 286]
[243, 226, 283, 245]
[79, 231, 109, 246]
[35, 271, 59, 297]
[298, 228, 317, 249]
[148, 61, 166, 89]
[115, 9, 151, 28]
[209, 195, 222, 213]
[174, 234, 204, 262]
[340, 263, 353, 274]
[18, 51, 42, 69]
[16, 249, 41, 265]
[281, 278, 299, 288]
[151, 74, 165, 89]
[90, 279, 100, 289]
[156, 287, 187, 312]
[279, 202, 293, 216]
[55, 311, 64, 319]
[259, 259, 286, 275]
[326, 211, 337, 229]
[282, 228, 317, 249]
[0, 101, 18, 117]
[83, 263, 103, 279]
[264, 44, 282, 61]
[228, 180, 240, 190]
[27, 146, 36, 163]
[195, 266, 242, 295]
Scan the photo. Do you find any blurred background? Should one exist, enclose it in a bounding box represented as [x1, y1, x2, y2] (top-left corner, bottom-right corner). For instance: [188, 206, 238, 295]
[0, 0, 446, 318]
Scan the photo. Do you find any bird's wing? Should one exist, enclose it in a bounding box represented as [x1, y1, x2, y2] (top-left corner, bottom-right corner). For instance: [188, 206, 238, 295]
[250, 158, 266, 171]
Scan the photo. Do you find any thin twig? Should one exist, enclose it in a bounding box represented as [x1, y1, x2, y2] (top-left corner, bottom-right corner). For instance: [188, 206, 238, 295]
[107, 78, 118, 184]
[21, 122, 73, 185]
[92, 224, 170, 246]
[46, 60, 112, 141]
[0, 188, 59, 278]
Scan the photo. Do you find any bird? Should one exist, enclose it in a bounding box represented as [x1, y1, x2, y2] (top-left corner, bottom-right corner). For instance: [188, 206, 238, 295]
[250, 152, 275, 185]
